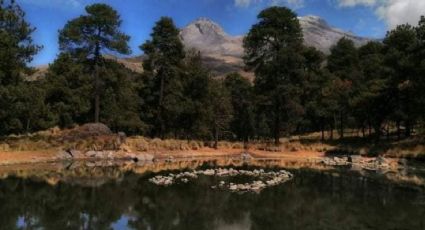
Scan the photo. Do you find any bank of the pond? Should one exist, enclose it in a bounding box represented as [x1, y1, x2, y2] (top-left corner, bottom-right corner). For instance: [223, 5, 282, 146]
[0, 147, 402, 173]
[0, 148, 322, 166]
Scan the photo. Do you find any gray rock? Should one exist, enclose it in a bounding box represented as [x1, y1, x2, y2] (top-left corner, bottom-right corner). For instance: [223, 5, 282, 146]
[181, 16, 371, 58]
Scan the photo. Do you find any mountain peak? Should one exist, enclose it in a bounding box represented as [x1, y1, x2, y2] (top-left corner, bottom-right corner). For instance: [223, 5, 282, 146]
[181, 18, 243, 57]
[186, 17, 226, 37]
[193, 17, 216, 23]
[299, 15, 329, 27]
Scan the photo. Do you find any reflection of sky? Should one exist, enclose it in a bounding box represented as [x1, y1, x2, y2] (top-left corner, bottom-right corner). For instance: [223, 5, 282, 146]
[111, 215, 136, 230]
[16, 216, 25, 228]
[18, 214, 137, 229]
[213, 212, 252, 230]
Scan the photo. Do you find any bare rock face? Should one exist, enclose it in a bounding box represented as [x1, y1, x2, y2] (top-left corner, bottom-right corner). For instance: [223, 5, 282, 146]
[32, 16, 373, 80]
[179, 16, 372, 78]
[181, 16, 371, 58]
[180, 17, 244, 57]
[299, 15, 371, 54]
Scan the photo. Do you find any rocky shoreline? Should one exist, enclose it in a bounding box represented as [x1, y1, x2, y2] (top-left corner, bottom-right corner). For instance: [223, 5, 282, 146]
[320, 156, 399, 171]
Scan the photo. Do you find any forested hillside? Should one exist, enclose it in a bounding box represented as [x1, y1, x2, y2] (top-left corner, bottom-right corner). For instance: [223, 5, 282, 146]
[0, 1, 424, 146]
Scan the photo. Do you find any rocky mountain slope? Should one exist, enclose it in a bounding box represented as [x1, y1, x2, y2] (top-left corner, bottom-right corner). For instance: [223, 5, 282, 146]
[181, 16, 371, 57]
[179, 16, 371, 78]
[299, 15, 370, 54]
[180, 17, 244, 57]
[32, 16, 372, 79]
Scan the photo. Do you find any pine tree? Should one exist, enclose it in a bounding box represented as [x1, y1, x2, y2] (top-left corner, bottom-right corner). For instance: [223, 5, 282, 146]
[224, 73, 255, 143]
[44, 53, 92, 128]
[354, 41, 389, 138]
[179, 50, 211, 139]
[59, 3, 130, 123]
[140, 17, 185, 138]
[243, 6, 305, 145]
[384, 24, 417, 137]
[207, 80, 233, 149]
[0, 0, 42, 135]
[327, 37, 361, 139]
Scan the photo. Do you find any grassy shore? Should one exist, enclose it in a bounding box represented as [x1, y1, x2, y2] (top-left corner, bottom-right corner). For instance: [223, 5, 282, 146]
[0, 125, 424, 166]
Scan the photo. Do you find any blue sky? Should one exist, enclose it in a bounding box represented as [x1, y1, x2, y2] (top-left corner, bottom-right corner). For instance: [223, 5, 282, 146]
[18, 0, 425, 65]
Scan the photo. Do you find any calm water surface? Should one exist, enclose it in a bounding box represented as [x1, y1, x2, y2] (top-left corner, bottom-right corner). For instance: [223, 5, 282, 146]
[0, 159, 425, 230]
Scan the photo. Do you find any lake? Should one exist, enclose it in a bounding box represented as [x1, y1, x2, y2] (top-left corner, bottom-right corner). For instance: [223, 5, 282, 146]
[0, 159, 424, 230]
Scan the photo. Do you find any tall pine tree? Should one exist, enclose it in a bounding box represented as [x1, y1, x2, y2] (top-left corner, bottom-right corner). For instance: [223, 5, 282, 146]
[59, 3, 130, 123]
[244, 6, 305, 145]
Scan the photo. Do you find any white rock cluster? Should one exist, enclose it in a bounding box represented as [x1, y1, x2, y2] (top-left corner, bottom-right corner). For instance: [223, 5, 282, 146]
[321, 157, 351, 166]
[149, 168, 293, 193]
[321, 156, 393, 171]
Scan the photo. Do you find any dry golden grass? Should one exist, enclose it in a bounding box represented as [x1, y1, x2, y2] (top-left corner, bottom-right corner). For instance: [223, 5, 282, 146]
[125, 137, 206, 152]
[384, 145, 425, 159]
[1, 125, 424, 160]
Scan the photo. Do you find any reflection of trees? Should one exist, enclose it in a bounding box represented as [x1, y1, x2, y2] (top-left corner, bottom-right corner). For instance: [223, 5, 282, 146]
[0, 169, 424, 230]
[0, 175, 140, 230]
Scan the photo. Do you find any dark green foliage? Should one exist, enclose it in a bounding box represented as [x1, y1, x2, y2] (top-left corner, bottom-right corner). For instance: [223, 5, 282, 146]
[224, 73, 255, 142]
[44, 53, 144, 134]
[0, 0, 41, 85]
[0, 0, 43, 135]
[59, 3, 130, 123]
[383, 24, 420, 137]
[43, 53, 92, 128]
[99, 60, 144, 134]
[299, 47, 334, 140]
[354, 41, 389, 138]
[178, 50, 212, 139]
[2, 3, 425, 144]
[327, 38, 362, 138]
[244, 6, 305, 144]
[139, 17, 186, 138]
[207, 79, 233, 148]
[59, 3, 130, 58]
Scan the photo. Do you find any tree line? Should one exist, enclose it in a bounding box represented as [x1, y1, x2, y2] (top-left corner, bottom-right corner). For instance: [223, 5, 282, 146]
[0, 1, 424, 145]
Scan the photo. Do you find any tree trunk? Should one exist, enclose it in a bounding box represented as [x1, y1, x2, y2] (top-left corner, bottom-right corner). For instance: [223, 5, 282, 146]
[368, 122, 372, 136]
[214, 123, 218, 149]
[397, 120, 401, 140]
[405, 120, 411, 137]
[373, 124, 382, 142]
[339, 112, 344, 139]
[158, 73, 165, 138]
[26, 119, 30, 134]
[93, 42, 101, 124]
[386, 123, 390, 140]
[274, 116, 280, 146]
[243, 137, 249, 150]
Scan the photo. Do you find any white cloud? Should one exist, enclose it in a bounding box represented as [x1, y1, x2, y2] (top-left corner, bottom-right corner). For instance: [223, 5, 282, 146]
[273, 0, 304, 8]
[234, 0, 304, 9]
[335, 0, 425, 29]
[337, 0, 378, 7]
[376, 0, 425, 29]
[20, 0, 83, 10]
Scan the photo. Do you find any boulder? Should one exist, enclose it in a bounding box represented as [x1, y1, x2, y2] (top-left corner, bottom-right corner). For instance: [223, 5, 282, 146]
[62, 123, 113, 141]
[241, 152, 253, 161]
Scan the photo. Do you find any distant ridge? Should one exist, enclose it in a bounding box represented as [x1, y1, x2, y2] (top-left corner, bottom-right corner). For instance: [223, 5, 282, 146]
[32, 16, 373, 79]
[180, 15, 372, 57]
[178, 15, 371, 78]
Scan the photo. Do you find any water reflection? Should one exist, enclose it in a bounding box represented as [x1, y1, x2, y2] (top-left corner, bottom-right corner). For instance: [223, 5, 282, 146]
[0, 159, 424, 230]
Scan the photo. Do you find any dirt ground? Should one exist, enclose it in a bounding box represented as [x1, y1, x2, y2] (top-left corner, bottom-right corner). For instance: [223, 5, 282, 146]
[0, 148, 327, 166]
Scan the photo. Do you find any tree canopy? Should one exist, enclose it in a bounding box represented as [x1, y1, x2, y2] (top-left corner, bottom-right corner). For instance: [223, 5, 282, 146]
[1, 3, 425, 145]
